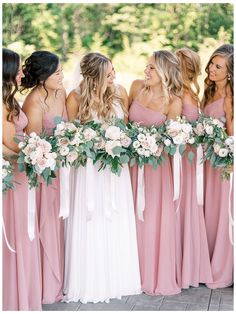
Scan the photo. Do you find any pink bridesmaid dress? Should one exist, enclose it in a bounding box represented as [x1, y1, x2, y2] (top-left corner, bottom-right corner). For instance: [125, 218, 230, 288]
[129, 100, 181, 295]
[2, 109, 42, 310]
[203, 98, 233, 288]
[36, 104, 68, 303]
[175, 103, 213, 289]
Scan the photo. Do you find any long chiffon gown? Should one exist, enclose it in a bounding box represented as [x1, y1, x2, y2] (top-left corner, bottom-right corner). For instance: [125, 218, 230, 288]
[203, 98, 233, 288]
[129, 100, 181, 296]
[2, 109, 42, 310]
[175, 103, 213, 288]
[36, 104, 68, 303]
[63, 101, 141, 303]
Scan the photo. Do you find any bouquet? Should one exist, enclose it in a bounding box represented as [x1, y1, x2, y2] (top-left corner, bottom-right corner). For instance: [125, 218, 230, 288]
[127, 121, 165, 170]
[17, 132, 59, 188]
[208, 136, 234, 180]
[2, 158, 14, 193]
[54, 120, 99, 167]
[163, 116, 196, 162]
[94, 118, 132, 175]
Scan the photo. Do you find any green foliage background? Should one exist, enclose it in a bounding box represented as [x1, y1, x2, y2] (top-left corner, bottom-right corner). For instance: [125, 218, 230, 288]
[3, 2, 234, 94]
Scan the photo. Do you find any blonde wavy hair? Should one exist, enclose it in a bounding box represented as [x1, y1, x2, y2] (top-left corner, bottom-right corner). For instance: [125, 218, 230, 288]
[202, 44, 234, 107]
[151, 50, 183, 106]
[78, 52, 124, 123]
[176, 48, 200, 103]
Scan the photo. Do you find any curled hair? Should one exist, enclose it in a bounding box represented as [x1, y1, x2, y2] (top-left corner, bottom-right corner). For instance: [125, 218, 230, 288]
[176, 48, 200, 103]
[202, 44, 234, 107]
[78, 52, 124, 123]
[152, 50, 183, 106]
[2, 48, 20, 121]
[21, 51, 59, 104]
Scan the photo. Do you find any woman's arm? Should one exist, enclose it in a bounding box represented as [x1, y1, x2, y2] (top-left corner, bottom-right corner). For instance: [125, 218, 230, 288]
[167, 96, 182, 120]
[22, 94, 43, 135]
[2, 106, 20, 153]
[224, 84, 234, 136]
[66, 90, 79, 121]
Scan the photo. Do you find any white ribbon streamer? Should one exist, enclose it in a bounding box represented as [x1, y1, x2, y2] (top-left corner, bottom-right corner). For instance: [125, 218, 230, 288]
[2, 218, 16, 253]
[27, 187, 36, 241]
[59, 166, 70, 219]
[196, 145, 204, 206]
[137, 166, 145, 221]
[86, 159, 95, 221]
[173, 148, 182, 201]
[228, 173, 234, 246]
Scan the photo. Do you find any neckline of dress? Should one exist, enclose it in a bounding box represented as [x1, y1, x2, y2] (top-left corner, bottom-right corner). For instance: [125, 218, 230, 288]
[133, 100, 167, 117]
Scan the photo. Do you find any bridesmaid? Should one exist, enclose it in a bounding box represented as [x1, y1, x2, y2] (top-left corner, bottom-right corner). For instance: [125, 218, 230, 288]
[129, 50, 182, 295]
[2, 48, 42, 310]
[21, 51, 67, 303]
[202, 44, 233, 288]
[175, 48, 213, 288]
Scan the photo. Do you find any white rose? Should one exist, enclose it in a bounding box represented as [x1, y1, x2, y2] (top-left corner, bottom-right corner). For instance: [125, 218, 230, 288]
[173, 135, 184, 145]
[213, 144, 221, 154]
[105, 140, 121, 157]
[60, 146, 70, 156]
[144, 150, 150, 157]
[65, 123, 77, 132]
[120, 134, 132, 148]
[218, 148, 229, 157]
[137, 133, 146, 142]
[188, 137, 195, 144]
[94, 138, 106, 150]
[133, 140, 140, 149]
[105, 126, 121, 140]
[29, 132, 37, 138]
[205, 125, 214, 135]
[35, 158, 47, 174]
[66, 151, 79, 163]
[212, 119, 224, 128]
[137, 148, 145, 155]
[2, 169, 8, 179]
[59, 138, 70, 146]
[2, 159, 10, 167]
[225, 137, 234, 146]
[83, 128, 97, 141]
[181, 123, 192, 134]
[150, 144, 158, 154]
[164, 139, 171, 146]
[146, 135, 156, 147]
[56, 123, 66, 131]
[194, 123, 204, 136]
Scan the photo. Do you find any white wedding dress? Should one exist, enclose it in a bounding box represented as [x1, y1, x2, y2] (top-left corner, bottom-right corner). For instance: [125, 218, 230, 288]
[63, 100, 141, 303]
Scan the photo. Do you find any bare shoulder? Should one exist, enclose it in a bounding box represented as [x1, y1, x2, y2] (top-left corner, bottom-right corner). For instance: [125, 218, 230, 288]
[170, 95, 182, 106]
[22, 90, 42, 113]
[67, 89, 80, 102]
[130, 79, 144, 92]
[116, 84, 128, 96]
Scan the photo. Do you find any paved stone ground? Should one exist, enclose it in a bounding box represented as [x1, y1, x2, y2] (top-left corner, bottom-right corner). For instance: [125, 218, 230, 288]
[42, 285, 233, 311]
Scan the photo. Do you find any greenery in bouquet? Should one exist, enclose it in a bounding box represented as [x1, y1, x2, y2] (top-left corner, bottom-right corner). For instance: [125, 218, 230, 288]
[94, 118, 132, 176]
[53, 119, 100, 168]
[2, 158, 14, 193]
[163, 116, 196, 162]
[127, 121, 165, 170]
[16, 132, 59, 188]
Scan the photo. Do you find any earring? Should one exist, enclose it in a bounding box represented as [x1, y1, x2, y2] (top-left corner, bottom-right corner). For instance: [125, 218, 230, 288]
[228, 75, 231, 81]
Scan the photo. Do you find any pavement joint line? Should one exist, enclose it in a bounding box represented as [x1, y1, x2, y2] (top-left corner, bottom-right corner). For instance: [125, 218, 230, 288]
[207, 289, 213, 310]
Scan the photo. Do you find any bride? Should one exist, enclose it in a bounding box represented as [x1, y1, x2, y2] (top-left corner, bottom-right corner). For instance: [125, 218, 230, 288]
[63, 52, 141, 303]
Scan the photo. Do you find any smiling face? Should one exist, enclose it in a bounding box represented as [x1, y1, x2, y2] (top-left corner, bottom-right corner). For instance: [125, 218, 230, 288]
[44, 63, 64, 90]
[208, 55, 228, 83]
[16, 61, 24, 86]
[106, 61, 115, 87]
[144, 55, 161, 86]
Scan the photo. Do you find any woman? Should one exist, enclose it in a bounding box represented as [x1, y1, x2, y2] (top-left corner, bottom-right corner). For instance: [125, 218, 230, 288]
[63, 52, 141, 303]
[202, 44, 234, 288]
[129, 50, 182, 295]
[175, 48, 213, 288]
[2, 48, 42, 310]
[21, 51, 67, 303]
